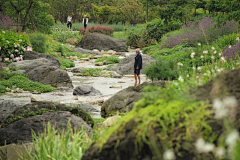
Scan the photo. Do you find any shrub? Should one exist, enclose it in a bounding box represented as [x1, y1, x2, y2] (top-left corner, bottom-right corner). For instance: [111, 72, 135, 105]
[212, 33, 240, 49]
[161, 17, 239, 48]
[0, 30, 30, 62]
[0, 14, 15, 30]
[144, 57, 179, 80]
[126, 25, 146, 47]
[79, 26, 114, 36]
[95, 56, 120, 64]
[48, 53, 75, 69]
[29, 33, 50, 53]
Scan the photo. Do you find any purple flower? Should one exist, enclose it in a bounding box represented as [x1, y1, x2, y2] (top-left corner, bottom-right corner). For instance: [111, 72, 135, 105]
[14, 44, 17, 48]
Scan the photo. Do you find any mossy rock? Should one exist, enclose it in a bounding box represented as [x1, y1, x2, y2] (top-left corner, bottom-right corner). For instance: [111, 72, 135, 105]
[3, 101, 94, 128]
[101, 81, 168, 117]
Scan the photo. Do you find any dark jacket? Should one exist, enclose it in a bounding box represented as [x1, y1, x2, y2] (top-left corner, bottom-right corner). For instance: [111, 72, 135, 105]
[134, 53, 142, 69]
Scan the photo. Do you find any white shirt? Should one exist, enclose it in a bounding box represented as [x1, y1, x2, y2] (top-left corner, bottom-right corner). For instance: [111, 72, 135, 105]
[67, 16, 72, 22]
[82, 18, 88, 24]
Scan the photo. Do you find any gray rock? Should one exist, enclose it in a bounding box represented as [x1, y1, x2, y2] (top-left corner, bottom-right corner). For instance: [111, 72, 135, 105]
[73, 85, 101, 96]
[0, 111, 92, 146]
[66, 103, 99, 112]
[8, 58, 72, 88]
[24, 51, 60, 68]
[71, 68, 81, 73]
[76, 33, 128, 52]
[101, 81, 167, 117]
[109, 54, 155, 75]
[0, 100, 24, 124]
[73, 47, 102, 55]
[115, 38, 127, 43]
[28, 65, 72, 88]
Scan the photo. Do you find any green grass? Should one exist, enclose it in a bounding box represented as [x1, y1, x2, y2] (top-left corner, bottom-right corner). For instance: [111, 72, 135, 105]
[95, 57, 121, 64]
[0, 72, 54, 93]
[63, 52, 90, 58]
[113, 31, 128, 39]
[77, 68, 103, 77]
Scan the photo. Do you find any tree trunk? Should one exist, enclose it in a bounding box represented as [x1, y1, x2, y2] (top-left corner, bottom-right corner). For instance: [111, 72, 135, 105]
[146, 0, 148, 22]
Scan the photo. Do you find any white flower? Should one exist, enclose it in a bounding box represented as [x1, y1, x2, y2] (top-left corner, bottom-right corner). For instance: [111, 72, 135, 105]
[213, 51, 217, 54]
[197, 67, 202, 71]
[207, 70, 211, 75]
[223, 96, 238, 109]
[211, 56, 215, 60]
[203, 51, 208, 55]
[195, 138, 215, 153]
[178, 76, 184, 82]
[186, 74, 189, 78]
[215, 147, 225, 158]
[163, 149, 176, 160]
[219, 53, 222, 56]
[213, 98, 229, 119]
[177, 62, 183, 66]
[226, 130, 239, 149]
[217, 68, 223, 73]
[211, 46, 215, 50]
[191, 52, 195, 59]
[192, 67, 196, 70]
[229, 45, 232, 48]
[236, 37, 239, 41]
[221, 57, 226, 63]
[203, 73, 207, 76]
[201, 55, 204, 59]
[198, 43, 201, 46]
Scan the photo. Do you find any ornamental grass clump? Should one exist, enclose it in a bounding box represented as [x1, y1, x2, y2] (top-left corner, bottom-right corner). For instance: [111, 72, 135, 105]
[79, 26, 114, 36]
[0, 30, 31, 63]
[161, 17, 238, 48]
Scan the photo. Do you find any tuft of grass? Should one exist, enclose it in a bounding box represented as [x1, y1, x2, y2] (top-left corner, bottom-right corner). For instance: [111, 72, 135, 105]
[63, 52, 90, 58]
[77, 68, 102, 77]
[95, 57, 120, 64]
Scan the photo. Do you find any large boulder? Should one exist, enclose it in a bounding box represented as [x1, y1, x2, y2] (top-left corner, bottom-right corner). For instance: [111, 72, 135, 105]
[0, 111, 92, 146]
[24, 51, 60, 68]
[109, 54, 155, 75]
[0, 101, 95, 128]
[73, 85, 102, 96]
[0, 100, 25, 125]
[73, 47, 102, 55]
[76, 33, 128, 52]
[101, 81, 167, 117]
[8, 58, 72, 88]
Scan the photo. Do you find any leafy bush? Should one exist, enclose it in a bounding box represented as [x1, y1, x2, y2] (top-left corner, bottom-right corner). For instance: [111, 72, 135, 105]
[51, 28, 82, 42]
[78, 68, 102, 77]
[0, 14, 15, 30]
[0, 72, 54, 93]
[161, 17, 239, 48]
[0, 30, 30, 62]
[48, 53, 75, 69]
[95, 56, 120, 64]
[212, 33, 240, 49]
[126, 25, 146, 47]
[79, 26, 114, 36]
[29, 32, 50, 53]
[144, 57, 179, 80]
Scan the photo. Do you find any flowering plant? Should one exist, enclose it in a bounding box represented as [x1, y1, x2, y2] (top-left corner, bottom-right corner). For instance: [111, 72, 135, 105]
[0, 14, 15, 30]
[0, 30, 31, 62]
[79, 26, 114, 36]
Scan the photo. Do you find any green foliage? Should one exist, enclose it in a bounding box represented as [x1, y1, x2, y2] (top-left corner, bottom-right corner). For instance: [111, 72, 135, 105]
[95, 56, 120, 64]
[144, 57, 179, 80]
[78, 68, 102, 77]
[94, 118, 107, 124]
[49, 54, 75, 69]
[234, 140, 240, 160]
[0, 30, 30, 62]
[212, 33, 240, 49]
[63, 52, 89, 58]
[29, 33, 50, 53]
[126, 25, 147, 48]
[0, 72, 54, 93]
[20, 123, 93, 160]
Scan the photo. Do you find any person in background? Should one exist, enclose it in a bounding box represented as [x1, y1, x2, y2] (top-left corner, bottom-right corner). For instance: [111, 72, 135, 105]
[67, 15, 72, 30]
[134, 48, 142, 85]
[83, 15, 88, 29]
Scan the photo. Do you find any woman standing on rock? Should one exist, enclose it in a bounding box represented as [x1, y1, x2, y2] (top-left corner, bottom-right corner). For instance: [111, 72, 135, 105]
[82, 15, 88, 29]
